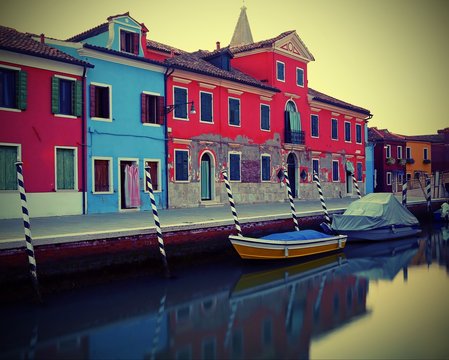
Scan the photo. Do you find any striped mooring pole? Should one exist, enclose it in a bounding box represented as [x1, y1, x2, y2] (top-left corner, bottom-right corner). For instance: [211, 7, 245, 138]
[425, 175, 432, 213]
[222, 170, 243, 237]
[351, 173, 362, 199]
[145, 166, 170, 278]
[402, 177, 408, 207]
[150, 293, 166, 360]
[15, 162, 41, 300]
[283, 167, 299, 231]
[313, 171, 331, 226]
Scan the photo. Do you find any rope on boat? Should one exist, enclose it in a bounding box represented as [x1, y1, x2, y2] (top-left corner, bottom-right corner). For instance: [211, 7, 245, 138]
[402, 177, 408, 207]
[351, 173, 362, 199]
[313, 171, 331, 226]
[283, 167, 299, 231]
[15, 162, 41, 301]
[145, 166, 170, 277]
[222, 170, 243, 237]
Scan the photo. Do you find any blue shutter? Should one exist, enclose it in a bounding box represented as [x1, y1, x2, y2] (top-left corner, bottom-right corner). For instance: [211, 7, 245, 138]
[201, 92, 212, 122]
[174, 88, 187, 119]
[175, 151, 188, 181]
[229, 98, 240, 126]
[261, 156, 270, 181]
[229, 153, 240, 181]
[261, 105, 270, 130]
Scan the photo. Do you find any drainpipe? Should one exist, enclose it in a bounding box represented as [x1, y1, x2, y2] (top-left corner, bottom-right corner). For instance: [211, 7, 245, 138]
[164, 66, 175, 209]
[82, 65, 88, 214]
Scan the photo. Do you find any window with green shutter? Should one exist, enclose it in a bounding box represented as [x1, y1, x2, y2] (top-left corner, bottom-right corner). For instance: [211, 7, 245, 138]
[229, 153, 241, 181]
[200, 92, 213, 122]
[175, 150, 189, 181]
[0, 68, 27, 110]
[261, 155, 270, 181]
[52, 76, 82, 117]
[0, 145, 18, 190]
[56, 148, 75, 190]
[174, 87, 188, 119]
[261, 104, 270, 130]
[229, 98, 240, 126]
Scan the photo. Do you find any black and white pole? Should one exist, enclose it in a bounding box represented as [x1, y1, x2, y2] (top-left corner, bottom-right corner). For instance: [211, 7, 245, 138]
[313, 171, 331, 226]
[402, 176, 408, 207]
[351, 172, 362, 199]
[425, 175, 432, 213]
[222, 170, 243, 237]
[145, 166, 170, 278]
[15, 162, 41, 300]
[150, 293, 166, 360]
[224, 301, 238, 347]
[283, 167, 299, 231]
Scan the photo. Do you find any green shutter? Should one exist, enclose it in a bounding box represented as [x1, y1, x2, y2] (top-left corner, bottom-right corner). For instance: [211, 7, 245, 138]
[17, 71, 27, 110]
[0, 146, 18, 190]
[57, 149, 75, 190]
[74, 80, 82, 117]
[51, 76, 60, 114]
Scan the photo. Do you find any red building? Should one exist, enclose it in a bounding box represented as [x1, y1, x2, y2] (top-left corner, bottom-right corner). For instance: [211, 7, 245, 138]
[0, 26, 93, 218]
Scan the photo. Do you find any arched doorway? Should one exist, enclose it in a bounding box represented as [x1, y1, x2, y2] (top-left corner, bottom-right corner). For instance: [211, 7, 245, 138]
[200, 153, 213, 201]
[287, 153, 298, 198]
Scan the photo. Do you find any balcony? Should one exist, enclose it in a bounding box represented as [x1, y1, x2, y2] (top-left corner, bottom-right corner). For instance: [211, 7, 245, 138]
[285, 129, 305, 145]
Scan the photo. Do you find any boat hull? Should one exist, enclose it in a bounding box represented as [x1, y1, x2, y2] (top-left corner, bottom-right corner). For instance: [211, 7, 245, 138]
[229, 233, 347, 260]
[337, 226, 421, 241]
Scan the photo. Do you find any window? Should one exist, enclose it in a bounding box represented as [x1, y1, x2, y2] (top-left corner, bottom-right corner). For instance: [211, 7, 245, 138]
[0, 145, 18, 190]
[386, 144, 391, 158]
[406, 147, 412, 159]
[423, 148, 429, 160]
[356, 124, 362, 144]
[397, 146, 403, 159]
[229, 153, 241, 181]
[331, 118, 338, 140]
[386, 172, 392, 186]
[296, 68, 304, 87]
[344, 122, 351, 142]
[141, 93, 164, 124]
[260, 104, 270, 131]
[0, 67, 27, 110]
[144, 160, 161, 191]
[276, 61, 285, 82]
[175, 150, 189, 181]
[200, 92, 213, 123]
[261, 155, 270, 182]
[311, 114, 319, 138]
[332, 160, 339, 182]
[173, 87, 188, 119]
[52, 76, 82, 117]
[56, 147, 76, 190]
[120, 30, 139, 55]
[357, 162, 363, 181]
[90, 83, 111, 120]
[93, 158, 112, 193]
[229, 98, 240, 126]
[312, 158, 319, 177]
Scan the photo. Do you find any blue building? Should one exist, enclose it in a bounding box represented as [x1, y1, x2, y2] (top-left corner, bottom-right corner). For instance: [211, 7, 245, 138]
[45, 13, 168, 213]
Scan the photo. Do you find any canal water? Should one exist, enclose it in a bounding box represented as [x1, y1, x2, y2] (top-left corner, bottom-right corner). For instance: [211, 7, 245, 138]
[1, 223, 448, 359]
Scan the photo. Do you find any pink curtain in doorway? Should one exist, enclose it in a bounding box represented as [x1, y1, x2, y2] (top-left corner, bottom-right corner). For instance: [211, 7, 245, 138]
[124, 164, 141, 208]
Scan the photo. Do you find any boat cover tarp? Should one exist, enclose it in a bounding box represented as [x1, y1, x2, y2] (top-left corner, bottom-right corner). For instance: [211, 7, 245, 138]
[261, 229, 331, 241]
[332, 193, 419, 232]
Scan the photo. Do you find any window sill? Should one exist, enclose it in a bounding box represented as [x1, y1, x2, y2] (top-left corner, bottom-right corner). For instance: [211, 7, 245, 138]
[142, 123, 162, 127]
[91, 117, 112, 122]
[54, 114, 78, 119]
[92, 191, 114, 195]
[0, 107, 21, 112]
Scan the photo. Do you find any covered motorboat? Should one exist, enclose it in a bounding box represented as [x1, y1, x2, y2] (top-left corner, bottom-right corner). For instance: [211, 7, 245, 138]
[330, 193, 421, 241]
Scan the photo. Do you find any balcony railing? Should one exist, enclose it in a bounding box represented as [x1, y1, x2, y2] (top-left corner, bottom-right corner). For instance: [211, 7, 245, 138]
[285, 129, 305, 145]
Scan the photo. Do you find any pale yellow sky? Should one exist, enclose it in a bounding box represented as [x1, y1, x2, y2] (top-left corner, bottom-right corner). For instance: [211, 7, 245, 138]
[1, 0, 448, 135]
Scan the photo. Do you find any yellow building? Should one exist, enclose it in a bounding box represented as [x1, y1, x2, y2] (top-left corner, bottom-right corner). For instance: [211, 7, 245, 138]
[405, 138, 432, 180]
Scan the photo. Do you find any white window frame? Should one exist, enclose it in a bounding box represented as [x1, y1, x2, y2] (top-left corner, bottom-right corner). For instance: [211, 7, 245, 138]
[260, 154, 271, 182]
[260, 104, 270, 131]
[228, 97, 241, 128]
[406, 146, 412, 159]
[54, 75, 78, 119]
[0, 142, 21, 192]
[92, 156, 113, 194]
[228, 151, 242, 182]
[311, 114, 319, 138]
[423, 147, 429, 160]
[332, 160, 340, 182]
[174, 149, 189, 183]
[344, 121, 351, 143]
[386, 172, 392, 186]
[331, 118, 338, 140]
[312, 158, 320, 177]
[386, 144, 391, 159]
[90, 82, 113, 122]
[296, 67, 304, 87]
[54, 146, 78, 191]
[276, 61, 285, 82]
[142, 90, 162, 127]
[356, 162, 363, 181]
[144, 158, 162, 193]
[199, 91, 214, 124]
[173, 86, 190, 121]
[397, 146, 403, 159]
[356, 123, 362, 144]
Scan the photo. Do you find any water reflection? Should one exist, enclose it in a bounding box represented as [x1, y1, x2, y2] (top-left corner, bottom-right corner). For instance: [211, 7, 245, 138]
[1, 224, 448, 359]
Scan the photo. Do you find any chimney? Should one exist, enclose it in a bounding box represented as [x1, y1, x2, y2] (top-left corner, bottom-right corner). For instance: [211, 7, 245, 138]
[170, 49, 174, 58]
[40, 33, 45, 43]
[216, 41, 220, 50]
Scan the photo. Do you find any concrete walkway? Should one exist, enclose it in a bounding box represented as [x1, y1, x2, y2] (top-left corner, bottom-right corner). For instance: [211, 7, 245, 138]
[0, 196, 441, 250]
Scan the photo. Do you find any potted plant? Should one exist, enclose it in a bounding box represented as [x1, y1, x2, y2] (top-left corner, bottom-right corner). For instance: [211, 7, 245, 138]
[406, 158, 415, 164]
[386, 157, 395, 165]
[398, 158, 407, 166]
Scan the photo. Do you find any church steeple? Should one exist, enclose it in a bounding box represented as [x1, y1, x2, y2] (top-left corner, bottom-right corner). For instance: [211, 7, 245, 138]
[229, 5, 254, 47]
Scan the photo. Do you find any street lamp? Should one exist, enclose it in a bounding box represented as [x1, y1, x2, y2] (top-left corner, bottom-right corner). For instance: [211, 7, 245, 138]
[165, 101, 196, 115]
